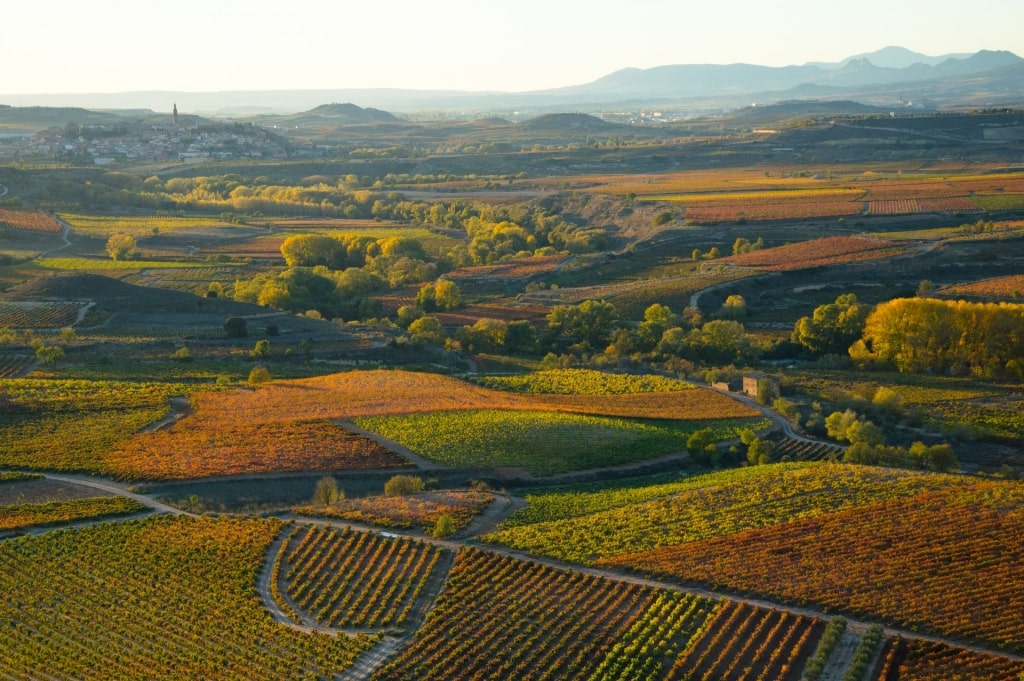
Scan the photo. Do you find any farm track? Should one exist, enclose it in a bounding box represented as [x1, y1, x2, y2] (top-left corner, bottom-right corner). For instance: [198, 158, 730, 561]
[335, 420, 445, 470]
[140, 397, 193, 433]
[819, 630, 862, 681]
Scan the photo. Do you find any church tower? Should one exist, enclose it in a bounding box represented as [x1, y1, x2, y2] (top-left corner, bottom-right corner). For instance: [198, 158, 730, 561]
[172, 103, 179, 127]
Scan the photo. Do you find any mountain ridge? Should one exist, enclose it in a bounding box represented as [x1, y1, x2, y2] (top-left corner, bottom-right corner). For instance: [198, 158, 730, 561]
[0, 47, 1021, 115]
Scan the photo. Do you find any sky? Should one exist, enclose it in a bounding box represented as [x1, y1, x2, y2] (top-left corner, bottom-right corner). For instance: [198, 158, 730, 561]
[2, 0, 1022, 95]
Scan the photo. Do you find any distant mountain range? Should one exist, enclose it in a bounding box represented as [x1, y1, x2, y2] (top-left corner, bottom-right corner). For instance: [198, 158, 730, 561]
[2, 47, 1022, 117]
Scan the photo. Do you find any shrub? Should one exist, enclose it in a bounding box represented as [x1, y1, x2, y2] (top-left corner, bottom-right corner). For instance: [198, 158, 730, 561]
[384, 474, 425, 497]
[247, 366, 271, 386]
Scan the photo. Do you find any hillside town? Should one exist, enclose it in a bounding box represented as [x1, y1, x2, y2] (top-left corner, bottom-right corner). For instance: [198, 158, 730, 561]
[0, 106, 291, 165]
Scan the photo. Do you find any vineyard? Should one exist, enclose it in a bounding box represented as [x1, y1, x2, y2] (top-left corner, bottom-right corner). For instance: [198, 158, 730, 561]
[0, 516, 373, 679]
[478, 368, 693, 395]
[0, 301, 83, 328]
[295, 490, 494, 533]
[767, 435, 845, 462]
[605, 480, 1024, 653]
[485, 463, 970, 564]
[158, 368, 758, 427]
[941, 274, 1024, 299]
[371, 547, 827, 681]
[58, 213, 240, 237]
[0, 379, 194, 475]
[353, 410, 763, 475]
[277, 524, 449, 629]
[724, 236, 910, 271]
[0, 208, 62, 233]
[874, 638, 1024, 681]
[0, 495, 146, 531]
[109, 418, 411, 480]
[0, 354, 33, 378]
[519, 269, 753, 317]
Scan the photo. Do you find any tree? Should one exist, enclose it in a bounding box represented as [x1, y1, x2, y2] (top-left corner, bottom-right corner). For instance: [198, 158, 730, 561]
[224, 317, 248, 338]
[408, 316, 444, 346]
[791, 293, 870, 356]
[910, 442, 958, 473]
[247, 366, 271, 385]
[686, 428, 718, 465]
[433, 279, 462, 311]
[280, 234, 344, 268]
[637, 303, 675, 351]
[825, 409, 860, 442]
[312, 476, 343, 505]
[717, 294, 747, 320]
[432, 514, 457, 538]
[384, 474, 425, 497]
[250, 339, 270, 360]
[504, 320, 538, 354]
[746, 437, 773, 465]
[547, 300, 619, 350]
[35, 344, 64, 364]
[105, 233, 137, 261]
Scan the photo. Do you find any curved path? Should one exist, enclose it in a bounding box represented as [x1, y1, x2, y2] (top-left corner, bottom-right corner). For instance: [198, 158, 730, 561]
[0, 184, 7, 198]
[41, 473, 193, 517]
[335, 420, 445, 470]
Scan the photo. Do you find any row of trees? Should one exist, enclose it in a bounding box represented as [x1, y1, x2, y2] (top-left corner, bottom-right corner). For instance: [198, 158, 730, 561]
[853, 298, 1024, 379]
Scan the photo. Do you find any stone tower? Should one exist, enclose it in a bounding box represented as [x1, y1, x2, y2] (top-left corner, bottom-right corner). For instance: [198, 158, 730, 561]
[172, 103, 178, 127]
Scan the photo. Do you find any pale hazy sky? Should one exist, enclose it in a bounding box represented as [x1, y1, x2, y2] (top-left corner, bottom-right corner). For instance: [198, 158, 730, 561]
[2, 0, 1021, 94]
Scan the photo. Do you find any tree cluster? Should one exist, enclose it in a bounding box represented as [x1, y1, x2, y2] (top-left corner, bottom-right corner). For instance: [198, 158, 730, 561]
[852, 297, 1024, 378]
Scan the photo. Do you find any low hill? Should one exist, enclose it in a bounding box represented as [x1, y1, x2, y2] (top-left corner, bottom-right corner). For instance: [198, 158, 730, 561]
[521, 112, 614, 132]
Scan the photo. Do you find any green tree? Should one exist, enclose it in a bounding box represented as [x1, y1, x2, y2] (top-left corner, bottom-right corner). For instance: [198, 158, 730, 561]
[432, 514, 457, 538]
[35, 344, 64, 364]
[251, 339, 270, 360]
[686, 428, 718, 465]
[746, 437, 773, 465]
[408, 316, 444, 346]
[792, 293, 871, 356]
[825, 409, 860, 442]
[384, 474, 425, 497]
[247, 366, 271, 385]
[637, 303, 676, 351]
[547, 299, 619, 350]
[503, 320, 539, 354]
[105, 233, 137, 261]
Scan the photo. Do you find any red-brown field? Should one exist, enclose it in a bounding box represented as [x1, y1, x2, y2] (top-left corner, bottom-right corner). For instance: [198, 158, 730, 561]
[0, 208, 62, 233]
[724, 236, 910, 270]
[941, 274, 1024, 300]
[107, 418, 410, 480]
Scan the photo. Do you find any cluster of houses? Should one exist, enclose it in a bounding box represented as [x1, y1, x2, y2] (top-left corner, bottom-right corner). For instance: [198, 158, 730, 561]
[1, 115, 291, 166]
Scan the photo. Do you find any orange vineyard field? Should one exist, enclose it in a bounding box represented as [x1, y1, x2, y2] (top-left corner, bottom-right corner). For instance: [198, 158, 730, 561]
[175, 369, 758, 424]
[295, 490, 494, 533]
[108, 418, 409, 480]
[942, 274, 1024, 299]
[0, 208, 62, 233]
[604, 481, 1024, 654]
[724, 236, 910, 270]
